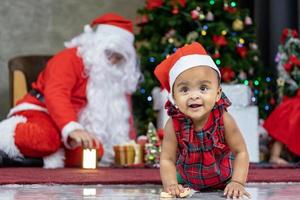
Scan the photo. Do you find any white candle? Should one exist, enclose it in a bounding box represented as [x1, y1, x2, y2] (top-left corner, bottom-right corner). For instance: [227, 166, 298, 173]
[83, 149, 97, 169]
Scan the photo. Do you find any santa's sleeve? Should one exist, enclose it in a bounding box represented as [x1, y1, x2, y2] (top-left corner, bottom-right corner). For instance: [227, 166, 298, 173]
[42, 49, 84, 148]
[126, 95, 136, 140]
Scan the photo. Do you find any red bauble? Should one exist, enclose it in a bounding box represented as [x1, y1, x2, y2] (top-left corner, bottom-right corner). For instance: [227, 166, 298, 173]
[172, 7, 179, 14]
[220, 66, 235, 82]
[212, 35, 228, 47]
[146, 0, 163, 10]
[236, 46, 248, 58]
[136, 15, 149, 26]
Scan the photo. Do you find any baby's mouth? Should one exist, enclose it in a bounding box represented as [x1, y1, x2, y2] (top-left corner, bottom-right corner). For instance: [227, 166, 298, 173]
[188, 103, 202, 108]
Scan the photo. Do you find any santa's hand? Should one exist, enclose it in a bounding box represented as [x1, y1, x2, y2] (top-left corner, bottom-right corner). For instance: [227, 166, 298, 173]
[68, 130, 100, 149]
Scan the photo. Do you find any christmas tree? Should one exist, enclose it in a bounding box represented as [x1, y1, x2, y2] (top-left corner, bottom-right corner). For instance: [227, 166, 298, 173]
[275, 29, 300, 101]
[133, 0, 275, 133]
[144, 122, 161, 166]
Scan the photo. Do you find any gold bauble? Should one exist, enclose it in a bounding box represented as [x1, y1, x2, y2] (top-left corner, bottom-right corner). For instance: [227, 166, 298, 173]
[232, 19, 244, 31]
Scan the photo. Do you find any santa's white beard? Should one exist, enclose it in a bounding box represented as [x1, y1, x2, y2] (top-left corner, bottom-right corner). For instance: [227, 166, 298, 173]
[78, 65, 131, 166]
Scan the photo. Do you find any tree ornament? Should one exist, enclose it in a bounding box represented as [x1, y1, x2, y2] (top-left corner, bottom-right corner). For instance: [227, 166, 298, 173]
[249, 42, 258, 50]
[191, 9, 199, 19]
[236, 46, 248, 58]
[220, 66, 235, 82]
[244, 15, 253, 25]
[186, 31, 198, 42]
[146, 0, 163, 10]
[136, 14, 149, 26]
[212, 49, 220, 59]
[277, 77, 285, 87]
[248, 67, 254, 75]
[221, 30, 227, 35]
[213, 35, 228, 47]
[172, 7, 179, 14]
[238, 70, 247, 80]
[232, 19, 244, 31]
[206, 11, 214, 21]
[199, 11, 205, 20]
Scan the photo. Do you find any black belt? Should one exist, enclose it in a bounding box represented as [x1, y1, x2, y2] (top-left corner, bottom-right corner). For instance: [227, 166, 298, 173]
[29, 89, 45, 103]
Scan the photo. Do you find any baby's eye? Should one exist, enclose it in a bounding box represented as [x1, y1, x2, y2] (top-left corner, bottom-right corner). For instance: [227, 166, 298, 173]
[179, 86, 189, 93]
[199, 85, 208, 92]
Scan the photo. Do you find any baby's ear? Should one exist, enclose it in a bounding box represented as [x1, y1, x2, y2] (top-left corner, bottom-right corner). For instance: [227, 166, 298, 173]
[216, 87, 222, 102]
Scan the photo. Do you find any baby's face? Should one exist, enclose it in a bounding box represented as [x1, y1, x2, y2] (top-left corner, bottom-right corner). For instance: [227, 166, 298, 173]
[173, 66, 221, 123]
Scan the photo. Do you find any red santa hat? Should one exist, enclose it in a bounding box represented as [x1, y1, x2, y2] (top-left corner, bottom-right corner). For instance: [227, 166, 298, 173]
[91, 12, 134, 44]
[154, 42, 220, 102]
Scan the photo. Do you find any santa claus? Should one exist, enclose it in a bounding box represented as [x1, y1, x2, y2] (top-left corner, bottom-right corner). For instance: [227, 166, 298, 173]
[0, 13, 141, 168]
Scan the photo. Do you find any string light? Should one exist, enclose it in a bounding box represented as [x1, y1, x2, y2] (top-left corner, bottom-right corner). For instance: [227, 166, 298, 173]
[203, 25, 208, 30]
[221, 30, 227, 35]
[254, 80, 259, 86]
[251, 97, 256, 102]
[201, 30, 207, 36]
[244, 80, 249, 85]
[168, 38, 174, 43]
[148, 57, 156, 62]
[173, 47, 177, 52]
[231, 1, 237, 7]
[140, 88, 146, 94]
[265, 77, 271, 82]
[239, 38, 245, 44]
[264, 105, 270, 111]
[215, 59, 221, 65]
[147, 96, 153, 102]
[209, 0, 215, 5]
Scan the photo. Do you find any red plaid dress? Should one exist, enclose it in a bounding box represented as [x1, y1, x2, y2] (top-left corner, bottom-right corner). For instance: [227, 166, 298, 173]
[166, 93, 233, 191]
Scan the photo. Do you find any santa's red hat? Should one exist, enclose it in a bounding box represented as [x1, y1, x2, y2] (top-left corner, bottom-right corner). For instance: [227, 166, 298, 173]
[91, 13, 134, 44]
[154, 42, 220, 102]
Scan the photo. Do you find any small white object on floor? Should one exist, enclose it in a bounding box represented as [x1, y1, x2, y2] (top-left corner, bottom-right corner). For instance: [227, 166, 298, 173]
[160, 188, 196, 198]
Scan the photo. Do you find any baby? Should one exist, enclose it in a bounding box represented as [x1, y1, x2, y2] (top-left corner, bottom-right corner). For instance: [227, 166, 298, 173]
[154, 42, 251, 199]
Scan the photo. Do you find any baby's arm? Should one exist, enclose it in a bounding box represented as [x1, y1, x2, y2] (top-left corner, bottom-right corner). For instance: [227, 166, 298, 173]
[160, 118, 184, 197]
[223, 111, 251, 199]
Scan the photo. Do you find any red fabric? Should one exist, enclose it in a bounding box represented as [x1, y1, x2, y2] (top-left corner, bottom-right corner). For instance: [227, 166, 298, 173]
[17, 48, 87, 130]
[65, 145, 104, 168]
[263, 94, 300, 156]
[90, 13, 133, 33]
[154, 42, 208, 92]
[14, 110, 61, 157]
[0, 168, 299, 185]
[167, 94, 233, 190]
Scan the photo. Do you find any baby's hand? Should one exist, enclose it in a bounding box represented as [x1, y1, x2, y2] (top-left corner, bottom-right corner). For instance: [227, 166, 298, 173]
[165, 183, 184, 197]
[224, 181, 251, 199]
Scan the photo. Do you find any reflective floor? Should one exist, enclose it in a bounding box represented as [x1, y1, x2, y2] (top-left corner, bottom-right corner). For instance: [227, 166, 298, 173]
[0, 183, 300, 200]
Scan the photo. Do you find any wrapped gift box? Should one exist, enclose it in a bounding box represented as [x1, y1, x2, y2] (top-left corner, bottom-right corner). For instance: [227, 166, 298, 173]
[227, 106, 259, 162]
[221, 84, 252, 107]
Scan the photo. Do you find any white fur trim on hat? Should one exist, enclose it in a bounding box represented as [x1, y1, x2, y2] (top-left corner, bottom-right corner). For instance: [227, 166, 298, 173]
[168, 54, 220, 103]
[7, 103, 48, 117]
[96, 24, 134, 44]
[0, 115, 26, 158]
[43, 148, 65, 168]
[61, 121, 85, 149]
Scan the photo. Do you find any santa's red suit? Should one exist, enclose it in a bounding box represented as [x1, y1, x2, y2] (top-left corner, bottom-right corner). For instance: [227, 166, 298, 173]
[0, 13, 140, 168]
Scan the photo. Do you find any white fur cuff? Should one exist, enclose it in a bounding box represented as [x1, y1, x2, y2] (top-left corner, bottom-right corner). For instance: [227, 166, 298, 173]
[0, 115, 26, 158]
[61, 121, 84, 149]
[43, 148, 65, 168]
